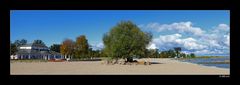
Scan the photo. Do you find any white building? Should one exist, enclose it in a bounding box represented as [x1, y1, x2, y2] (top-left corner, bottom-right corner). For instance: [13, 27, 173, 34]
[11, 43, 62, 60]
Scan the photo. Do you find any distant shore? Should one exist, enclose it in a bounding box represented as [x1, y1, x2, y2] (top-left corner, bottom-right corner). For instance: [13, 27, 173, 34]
[10, 58, 229, 75]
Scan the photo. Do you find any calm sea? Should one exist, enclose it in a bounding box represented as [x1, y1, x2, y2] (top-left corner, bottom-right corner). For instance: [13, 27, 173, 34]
[178, 56, 230, 69]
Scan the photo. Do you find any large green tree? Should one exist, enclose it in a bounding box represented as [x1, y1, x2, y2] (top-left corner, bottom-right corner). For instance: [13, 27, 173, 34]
[103, 21, 152, 62]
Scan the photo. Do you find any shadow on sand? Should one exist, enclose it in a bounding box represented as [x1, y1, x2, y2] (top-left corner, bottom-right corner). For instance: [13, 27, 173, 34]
[150, 62, 164, 64]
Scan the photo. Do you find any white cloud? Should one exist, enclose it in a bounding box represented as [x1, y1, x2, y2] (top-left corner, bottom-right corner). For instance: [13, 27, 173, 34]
[144, 21, 205, 36]
[207, 39, 221, 47]
[217, 24, 230, 31]
[154, 33, 182, 43]
[147, 43, 157, 49]
[224, 33, 230, 46]
[181, 38, 206, 50]
[150, 33, 207, 51]
[140, 21, 230, 55]
[194, 49, 210, 54]
[194, 49, 227, 55]
[212, 24, 230, 34]
[96, 42, 104, 48]
[91, 42, 104, 50]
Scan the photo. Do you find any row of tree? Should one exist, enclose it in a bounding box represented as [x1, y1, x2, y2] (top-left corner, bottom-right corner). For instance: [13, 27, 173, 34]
[10, 37, 104, 60]
[128, 47, 196, 58]
[11, 21, 196, 61]
[59, 35, 106, 60]
[158, 48, 196, 58]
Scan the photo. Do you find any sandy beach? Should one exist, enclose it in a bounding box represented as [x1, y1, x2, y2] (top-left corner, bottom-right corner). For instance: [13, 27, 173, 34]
[10, 58, 229, 75]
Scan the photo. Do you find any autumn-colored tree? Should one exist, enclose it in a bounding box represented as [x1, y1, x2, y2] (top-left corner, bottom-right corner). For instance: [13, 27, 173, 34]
[74, 35, 89, 59]
[60, 39, 75, 59]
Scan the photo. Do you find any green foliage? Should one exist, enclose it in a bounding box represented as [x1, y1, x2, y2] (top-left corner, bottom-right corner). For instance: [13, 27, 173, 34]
[186, 54, 191, 58]
[13, 39, 27, 47]
[180, 53, 186, 58]
[33, 39, 45, 46]
[50, 44, 61, 53]
[103, 21, 152, 60]
[99, 50, 107, 57]
[74, 35, 89, 59]
[10, 43, 17, 55]
[167, 49, 176, 58]
[87, 47, 101, 58]
[159, 47, 197, 58]
[147, 49, 159, 58]
[190, 53, 196, 58]
[11, 39, 27, 55]
[159, 49, 176, 58]
[174, 47, 181, 58]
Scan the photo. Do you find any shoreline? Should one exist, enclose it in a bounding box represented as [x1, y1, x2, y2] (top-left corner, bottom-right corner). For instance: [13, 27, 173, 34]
[10, 58, 230, 75]
[173, 59, 229, 70]
[174, 58, 229, 69]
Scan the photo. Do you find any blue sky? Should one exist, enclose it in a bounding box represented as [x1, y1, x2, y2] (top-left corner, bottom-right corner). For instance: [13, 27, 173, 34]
[10, 10, 230, 56]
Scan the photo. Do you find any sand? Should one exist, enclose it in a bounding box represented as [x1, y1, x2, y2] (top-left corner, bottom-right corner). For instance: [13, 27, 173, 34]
[10, 58, 229, 75]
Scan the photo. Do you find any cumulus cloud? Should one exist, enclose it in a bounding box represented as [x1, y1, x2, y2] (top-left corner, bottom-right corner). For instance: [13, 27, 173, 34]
[91, 42, 104, 50]
[142, 22, 230, 55]
[145, 21, 205, 36]
[224, 33, 230, 46]
[149, 33, 207, 51]
[194, 49, 210, 54]
[213, 24, 230, 32]
[147, 43, 157, 49]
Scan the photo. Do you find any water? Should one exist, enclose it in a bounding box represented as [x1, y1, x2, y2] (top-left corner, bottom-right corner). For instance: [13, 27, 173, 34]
[178, 57, 230, 69]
